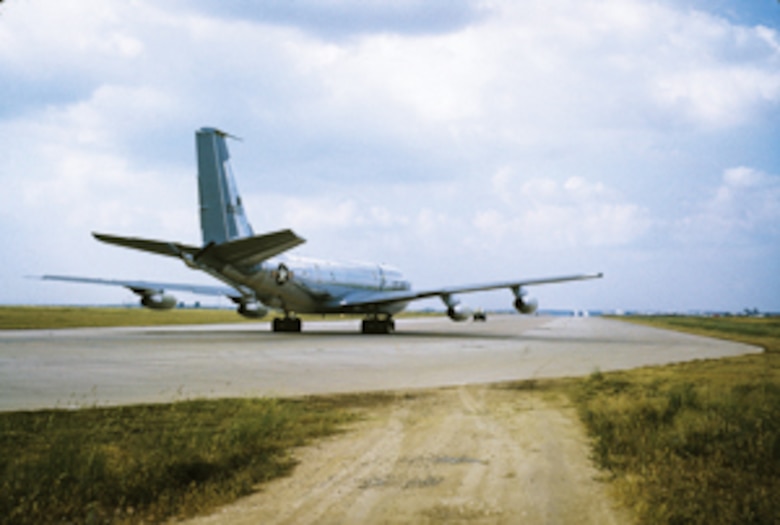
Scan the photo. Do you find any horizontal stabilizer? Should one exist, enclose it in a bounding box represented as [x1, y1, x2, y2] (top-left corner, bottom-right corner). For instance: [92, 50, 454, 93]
[94, 229, 305, 267]
[205, 229, 305, 267]
[93, 233, 199, 258]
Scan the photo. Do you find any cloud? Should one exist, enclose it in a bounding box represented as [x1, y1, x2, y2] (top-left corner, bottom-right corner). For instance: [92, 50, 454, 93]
[5, 0, 778, 147]
[677, 166, 780, 244]
[274, 0, 780, 174]
[654, 65, 780, 129]
[169, 0, 489, 39]
[0, 0, 149, 117]
[473, 172, 651, 249]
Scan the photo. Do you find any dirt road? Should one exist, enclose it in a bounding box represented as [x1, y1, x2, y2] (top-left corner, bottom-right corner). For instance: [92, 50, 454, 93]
[181, 385, 630, 524]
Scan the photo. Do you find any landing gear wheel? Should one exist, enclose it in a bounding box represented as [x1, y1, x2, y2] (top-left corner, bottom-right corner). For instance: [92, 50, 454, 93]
[272, 316, 302, 332]
[361, 317, 395, 334]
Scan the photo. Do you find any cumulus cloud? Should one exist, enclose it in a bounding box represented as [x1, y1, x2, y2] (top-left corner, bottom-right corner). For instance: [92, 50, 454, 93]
[473, 171, 650, 249]
[4, 0, 778, 149]
[677, 166, 780, 244]
[170, 0, 488, 38]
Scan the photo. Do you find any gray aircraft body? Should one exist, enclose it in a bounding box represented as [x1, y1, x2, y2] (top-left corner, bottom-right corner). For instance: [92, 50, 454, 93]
[44, 127, 602, 333]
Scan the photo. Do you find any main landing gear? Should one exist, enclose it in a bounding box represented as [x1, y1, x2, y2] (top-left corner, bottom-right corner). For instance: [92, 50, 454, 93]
[361, 316, 395, 334]
[272, 316, 302, 333]
[272, 314, 396, 334]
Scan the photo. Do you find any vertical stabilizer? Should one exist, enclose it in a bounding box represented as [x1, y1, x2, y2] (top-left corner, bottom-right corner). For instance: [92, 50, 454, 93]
[196, 127, 254, 245]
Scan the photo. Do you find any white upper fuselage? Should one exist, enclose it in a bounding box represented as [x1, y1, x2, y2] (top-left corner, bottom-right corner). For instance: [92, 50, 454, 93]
[235, 254, 412, 315]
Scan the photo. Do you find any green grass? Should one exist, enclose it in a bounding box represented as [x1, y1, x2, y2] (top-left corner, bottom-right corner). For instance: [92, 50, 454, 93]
[0, 306, 445, 330]
[0, 306, 256, 330]
[0, 393, 395, 525]
[619, 315, 780, 354]
[571, 316, 780, 524]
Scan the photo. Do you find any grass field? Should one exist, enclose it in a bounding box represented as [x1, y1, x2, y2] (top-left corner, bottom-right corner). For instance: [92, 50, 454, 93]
[0, 306, 255, 330]
[571, 316, 780, 524]
[619, 315, 780, 355]
[0, 393, 396, 525]
[0, 306, 443, 330]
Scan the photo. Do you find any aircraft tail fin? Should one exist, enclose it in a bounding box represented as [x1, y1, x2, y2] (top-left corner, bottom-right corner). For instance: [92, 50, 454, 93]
[196, 127, 254, 245]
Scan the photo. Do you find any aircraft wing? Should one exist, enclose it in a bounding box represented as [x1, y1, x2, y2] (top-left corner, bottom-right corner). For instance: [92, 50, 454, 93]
[40, 275, 242, 299]
[336, 272, 604, 308]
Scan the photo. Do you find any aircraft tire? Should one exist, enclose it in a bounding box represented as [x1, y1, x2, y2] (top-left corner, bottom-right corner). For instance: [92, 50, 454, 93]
[362, 318, 394, 334]
[272, 317, 302, 332]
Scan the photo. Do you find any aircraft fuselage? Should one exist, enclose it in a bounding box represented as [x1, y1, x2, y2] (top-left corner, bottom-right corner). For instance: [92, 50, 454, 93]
[238, 255, 411, 315]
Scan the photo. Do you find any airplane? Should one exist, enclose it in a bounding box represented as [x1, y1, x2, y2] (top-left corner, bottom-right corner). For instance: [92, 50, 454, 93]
[43, 127, 603, 334]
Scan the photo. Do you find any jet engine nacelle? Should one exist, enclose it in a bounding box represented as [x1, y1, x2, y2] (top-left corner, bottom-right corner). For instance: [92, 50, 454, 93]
[238, 301, 269, 319]
[514, 296, 538, 315]
[140, 292, 177, 310]
[447, 305, 473, 322]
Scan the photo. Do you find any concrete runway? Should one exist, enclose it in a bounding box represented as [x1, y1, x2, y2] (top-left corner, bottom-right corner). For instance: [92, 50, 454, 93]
[0, 315, 761, 411]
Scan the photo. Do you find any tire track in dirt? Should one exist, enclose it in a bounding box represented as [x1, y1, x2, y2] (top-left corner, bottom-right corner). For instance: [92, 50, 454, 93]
[180, 386, 630, 524]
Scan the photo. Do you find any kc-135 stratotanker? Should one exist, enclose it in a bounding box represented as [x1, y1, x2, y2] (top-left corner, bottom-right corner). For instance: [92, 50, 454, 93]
[44, 128, 602, 333]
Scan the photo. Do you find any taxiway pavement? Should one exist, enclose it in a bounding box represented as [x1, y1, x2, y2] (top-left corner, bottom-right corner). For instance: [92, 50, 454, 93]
[0, 315, 761, 411]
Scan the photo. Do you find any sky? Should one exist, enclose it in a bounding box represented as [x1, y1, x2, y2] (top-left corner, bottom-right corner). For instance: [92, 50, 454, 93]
[1, 0, 779, 313]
